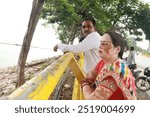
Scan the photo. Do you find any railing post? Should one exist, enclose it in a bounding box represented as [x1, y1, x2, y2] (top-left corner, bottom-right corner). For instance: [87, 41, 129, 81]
[70, 54, 85, 100]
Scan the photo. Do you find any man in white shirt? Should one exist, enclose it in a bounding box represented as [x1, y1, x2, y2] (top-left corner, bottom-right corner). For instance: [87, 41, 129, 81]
[53, 18, 101, 74]
[126, 46, 136, 66]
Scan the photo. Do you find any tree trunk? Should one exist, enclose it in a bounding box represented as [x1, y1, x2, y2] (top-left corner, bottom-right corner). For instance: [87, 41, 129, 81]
[16, 0, 44, 88]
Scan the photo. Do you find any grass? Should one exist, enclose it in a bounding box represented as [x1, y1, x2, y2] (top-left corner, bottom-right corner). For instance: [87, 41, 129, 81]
[41, 63, 49, 70]
[142, 52, 150, 57]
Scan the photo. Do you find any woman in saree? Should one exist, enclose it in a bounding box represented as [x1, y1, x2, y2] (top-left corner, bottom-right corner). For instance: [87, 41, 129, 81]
[81, 31, 137, 100]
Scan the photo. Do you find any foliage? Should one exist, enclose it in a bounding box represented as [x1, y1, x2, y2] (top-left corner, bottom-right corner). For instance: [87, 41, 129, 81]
[41, 0, 147, 44]
[143, 52, 150, 56]
[41, 62, 49, 70]
[42, 0, 81, 44]
[134, 3, 150, 40]
[132, 3, 150, 52]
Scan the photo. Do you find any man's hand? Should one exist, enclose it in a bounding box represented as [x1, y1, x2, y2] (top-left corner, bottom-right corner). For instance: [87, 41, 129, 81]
[74, 54, 80, 60]
[53, 45, 58, 52]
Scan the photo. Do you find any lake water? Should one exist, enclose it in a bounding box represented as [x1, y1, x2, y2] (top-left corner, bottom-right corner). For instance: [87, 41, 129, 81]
[0, 44, 62, 68]
[0, 19, 62, 68]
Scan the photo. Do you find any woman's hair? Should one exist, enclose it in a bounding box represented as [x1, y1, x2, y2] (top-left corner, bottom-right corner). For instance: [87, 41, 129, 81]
[106, 31, 126, 59]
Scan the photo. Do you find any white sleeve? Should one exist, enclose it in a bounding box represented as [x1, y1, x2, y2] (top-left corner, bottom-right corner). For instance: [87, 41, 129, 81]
[132, 52, 136, 64]
[57, 32, 101, 53]
[57, 43, 68, 52]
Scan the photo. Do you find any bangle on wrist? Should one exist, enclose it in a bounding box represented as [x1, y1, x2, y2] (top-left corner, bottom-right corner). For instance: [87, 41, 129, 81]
[80, 78, 92, 88]
[81, 83, 89, 88]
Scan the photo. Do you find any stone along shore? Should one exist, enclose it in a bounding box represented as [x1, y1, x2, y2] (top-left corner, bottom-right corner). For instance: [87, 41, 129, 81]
[0, 56, 60, 99]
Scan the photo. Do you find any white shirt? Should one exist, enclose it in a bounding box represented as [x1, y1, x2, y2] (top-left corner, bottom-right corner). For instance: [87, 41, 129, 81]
[126, 51, 136, 65]
[57, 31, 101, 74]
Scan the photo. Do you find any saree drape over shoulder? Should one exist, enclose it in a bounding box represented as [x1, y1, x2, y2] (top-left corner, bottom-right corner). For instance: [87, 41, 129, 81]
[91, 59, 137, 100]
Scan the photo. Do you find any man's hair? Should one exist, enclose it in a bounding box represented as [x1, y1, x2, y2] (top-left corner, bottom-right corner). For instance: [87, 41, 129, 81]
[130, 46, 134, 51]
[81, 17, 96, 26]
[106, 31, 126, 59]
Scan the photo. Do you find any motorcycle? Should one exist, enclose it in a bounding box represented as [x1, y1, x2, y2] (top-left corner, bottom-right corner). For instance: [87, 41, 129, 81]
[135, 67, 150, 91]
[128, 64, 141, 79]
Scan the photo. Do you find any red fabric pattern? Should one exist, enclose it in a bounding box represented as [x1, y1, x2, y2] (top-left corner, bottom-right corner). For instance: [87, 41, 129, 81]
[93, 59, 136, 100]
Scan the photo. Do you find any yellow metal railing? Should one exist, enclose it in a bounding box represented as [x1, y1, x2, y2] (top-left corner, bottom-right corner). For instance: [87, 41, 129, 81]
[6, 52, 85, 100]
[72, 53, 85, 100]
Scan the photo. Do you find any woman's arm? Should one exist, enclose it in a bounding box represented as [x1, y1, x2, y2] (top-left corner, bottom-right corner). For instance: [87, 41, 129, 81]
[82, 77, 118, 100]
[82, 84, 114, 100]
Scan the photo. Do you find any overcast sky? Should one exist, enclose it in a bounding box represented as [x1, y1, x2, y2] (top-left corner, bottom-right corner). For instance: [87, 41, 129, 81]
[0, 0, 61, 49]
[0, 0, 62, 67]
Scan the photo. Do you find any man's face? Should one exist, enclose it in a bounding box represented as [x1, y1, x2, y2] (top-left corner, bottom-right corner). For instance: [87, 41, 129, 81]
[81, 20, 95, 37]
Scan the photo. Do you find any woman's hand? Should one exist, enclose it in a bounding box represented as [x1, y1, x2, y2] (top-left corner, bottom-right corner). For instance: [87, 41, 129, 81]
[80, 78, 91, 88]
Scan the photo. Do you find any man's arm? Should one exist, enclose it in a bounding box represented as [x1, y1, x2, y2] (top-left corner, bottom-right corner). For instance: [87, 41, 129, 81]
[55, 32, 100, 53]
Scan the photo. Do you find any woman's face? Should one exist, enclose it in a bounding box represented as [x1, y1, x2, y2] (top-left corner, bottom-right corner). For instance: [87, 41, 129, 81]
[99, 33, 119, 61]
